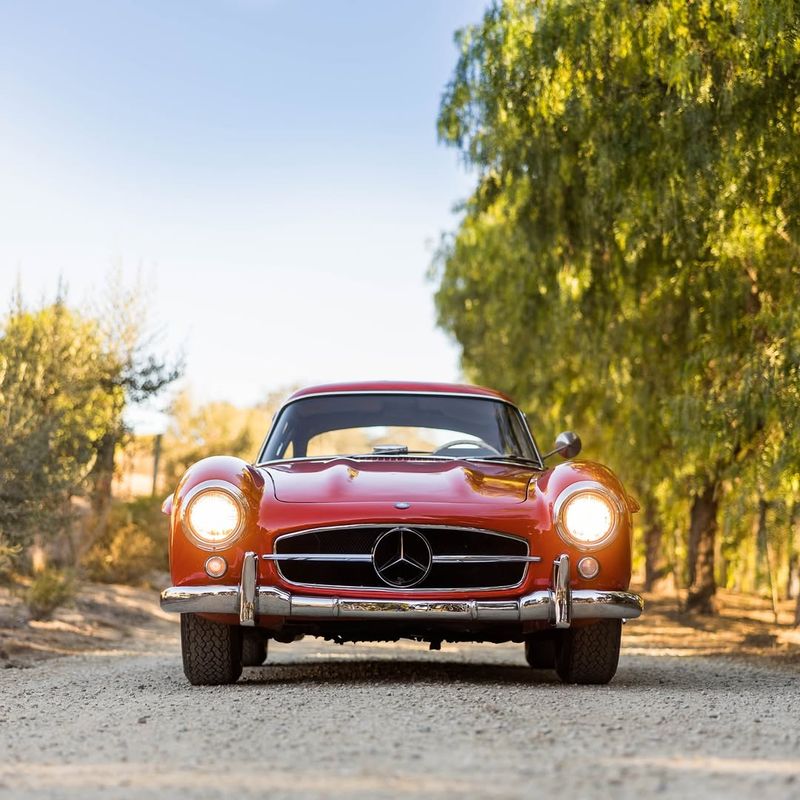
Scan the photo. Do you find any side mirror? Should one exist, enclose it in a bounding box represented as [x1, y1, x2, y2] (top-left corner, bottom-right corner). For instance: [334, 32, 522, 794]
[543, 431, 582, 461]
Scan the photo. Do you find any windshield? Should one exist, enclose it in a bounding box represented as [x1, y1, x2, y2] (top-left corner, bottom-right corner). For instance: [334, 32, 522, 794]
[258, 393, 540, 464]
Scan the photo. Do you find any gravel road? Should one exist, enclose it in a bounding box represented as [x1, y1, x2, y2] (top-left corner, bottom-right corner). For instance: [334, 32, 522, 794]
[1, 623, 798, 800]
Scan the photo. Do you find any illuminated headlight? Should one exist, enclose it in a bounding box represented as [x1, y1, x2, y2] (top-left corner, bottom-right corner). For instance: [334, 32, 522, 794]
[554, 482, 620, 549]
[181, 481, 247, 549]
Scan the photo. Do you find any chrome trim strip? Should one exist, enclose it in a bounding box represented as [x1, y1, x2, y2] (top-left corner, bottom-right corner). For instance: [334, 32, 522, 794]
[432, 555, 541, 564]
[272, 578, 530, 595]
[258, 454, 460, 465]
[290, 594, 335, 617]
[160, 585, 644, 623]
[239, 551, 257, 626]
[260, 585, 292, 616]
[262, 554, 375, 562]
[254, 391, 544, 469]
[273, 523, 531, 541]
[258, 454, 543, 468]
[261, 553, 541, 564]
[519, 591, 552, 619]
[160, 585, 240, 614]
[475, 599, 520, 622]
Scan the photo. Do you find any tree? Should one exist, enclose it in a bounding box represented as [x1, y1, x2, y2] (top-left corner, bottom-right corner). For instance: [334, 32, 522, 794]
[85, 272, 181, 542]
[0, 299, 121, 563]
[162, 387, 293, 485]
[435, 0, 800, 612]
[0, 277, 181, 572]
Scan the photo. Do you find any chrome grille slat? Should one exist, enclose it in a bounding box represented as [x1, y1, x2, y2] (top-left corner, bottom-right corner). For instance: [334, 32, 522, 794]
[262, 553, 539, 563]
[272, 524, 534, 591]
[262, 554, 374, 562]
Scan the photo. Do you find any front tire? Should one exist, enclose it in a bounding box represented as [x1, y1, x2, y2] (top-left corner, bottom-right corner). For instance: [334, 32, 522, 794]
[181, 613, 243, 686]
[555, 619, 622, 685]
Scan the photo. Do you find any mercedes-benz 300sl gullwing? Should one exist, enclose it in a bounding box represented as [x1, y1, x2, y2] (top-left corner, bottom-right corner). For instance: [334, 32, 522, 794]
[160, 382, 643, 685]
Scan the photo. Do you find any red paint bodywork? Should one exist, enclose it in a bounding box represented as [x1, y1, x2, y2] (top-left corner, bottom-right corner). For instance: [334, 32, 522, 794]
[287, 380, 514, 402]
[166, 382, 637, 633]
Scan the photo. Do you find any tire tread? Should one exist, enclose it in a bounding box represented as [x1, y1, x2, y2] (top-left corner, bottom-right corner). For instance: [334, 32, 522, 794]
[555, 619, 621, 685]
[181, 613, 243, 686]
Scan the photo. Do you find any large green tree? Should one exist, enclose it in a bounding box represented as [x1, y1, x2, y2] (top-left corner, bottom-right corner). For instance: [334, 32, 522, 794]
[435, 0, 800, 612]
[0, 300, 121, 564]
[0, 283, 180, 572]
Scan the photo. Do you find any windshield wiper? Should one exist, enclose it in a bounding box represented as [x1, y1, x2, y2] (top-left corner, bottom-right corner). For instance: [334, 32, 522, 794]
[343, 452, 449, 460]
[466, 455, 542, 467]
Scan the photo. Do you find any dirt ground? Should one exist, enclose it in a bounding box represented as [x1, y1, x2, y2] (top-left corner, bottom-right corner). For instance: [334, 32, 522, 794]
[0, 577, 176, 667]
[1, 583, 799, 800]
[2, 580, 798, 669]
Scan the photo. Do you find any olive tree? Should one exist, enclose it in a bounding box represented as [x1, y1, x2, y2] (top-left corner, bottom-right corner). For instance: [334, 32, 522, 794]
[0, 282, 181, 571]
[0, 300, 121, 563]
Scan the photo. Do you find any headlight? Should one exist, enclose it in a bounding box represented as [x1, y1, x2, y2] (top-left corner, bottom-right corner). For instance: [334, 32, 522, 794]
[554, 482, 620, 549]
[181, 481, 247, 549]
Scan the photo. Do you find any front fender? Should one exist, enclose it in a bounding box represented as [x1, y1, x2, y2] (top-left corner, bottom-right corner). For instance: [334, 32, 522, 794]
[528, 460, 634, 590]
[168, 456, 267, 585]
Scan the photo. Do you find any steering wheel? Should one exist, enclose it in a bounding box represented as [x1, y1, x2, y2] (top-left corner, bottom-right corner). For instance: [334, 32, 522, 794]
[432, 438, 502, 457]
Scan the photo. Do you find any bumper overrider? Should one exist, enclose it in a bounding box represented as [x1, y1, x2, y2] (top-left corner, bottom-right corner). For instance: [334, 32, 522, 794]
[160, 552, 643, 629]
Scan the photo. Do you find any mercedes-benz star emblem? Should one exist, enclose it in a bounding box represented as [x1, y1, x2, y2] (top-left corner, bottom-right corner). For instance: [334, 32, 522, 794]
[372, 527, 432, 588]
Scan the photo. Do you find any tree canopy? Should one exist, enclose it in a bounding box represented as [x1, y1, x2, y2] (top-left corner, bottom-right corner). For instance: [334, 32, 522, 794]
[0, 286, 179, 571]
[435, 0, 800, 611]
[0, 302, 120, 561]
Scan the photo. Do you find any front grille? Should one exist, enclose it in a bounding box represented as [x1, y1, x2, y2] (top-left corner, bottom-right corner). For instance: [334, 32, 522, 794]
[272, 525, 532, 591]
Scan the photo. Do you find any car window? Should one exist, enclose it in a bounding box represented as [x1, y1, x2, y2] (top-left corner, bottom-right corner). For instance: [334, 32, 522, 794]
[259, 394, 538, 462]
[306, 426, 487, 457]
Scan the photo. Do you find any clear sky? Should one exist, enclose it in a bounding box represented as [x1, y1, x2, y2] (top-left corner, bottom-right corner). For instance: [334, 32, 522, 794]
[0, 0, 487, 429]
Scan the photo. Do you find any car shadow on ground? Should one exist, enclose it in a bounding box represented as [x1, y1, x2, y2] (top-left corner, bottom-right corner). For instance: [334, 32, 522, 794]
[233, 655, 741, 689]
[239, 658, 556, 687]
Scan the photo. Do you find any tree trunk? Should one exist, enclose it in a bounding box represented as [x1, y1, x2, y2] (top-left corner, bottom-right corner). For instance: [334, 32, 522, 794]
[791, 501, 800, 627]
[686, 482, 719, 614]
[151, 433, 163, 497]
[643, 503, 667, 592]
[757, 498, 779, 625]
[80, 429, 118, 560]
[788, 502, 798, 601]
[793, 562, 800, 627]
[90, 431, 117, 515]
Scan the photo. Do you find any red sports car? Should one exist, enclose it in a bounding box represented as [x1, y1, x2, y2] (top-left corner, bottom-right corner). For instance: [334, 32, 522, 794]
[160, 381, 643, 685]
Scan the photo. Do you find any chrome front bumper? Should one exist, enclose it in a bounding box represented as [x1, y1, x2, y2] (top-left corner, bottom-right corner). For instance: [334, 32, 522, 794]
[160, 552, 643, 629]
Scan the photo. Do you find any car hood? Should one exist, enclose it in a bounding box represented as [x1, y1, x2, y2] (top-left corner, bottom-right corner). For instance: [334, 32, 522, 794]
[261, 458, 536, 505]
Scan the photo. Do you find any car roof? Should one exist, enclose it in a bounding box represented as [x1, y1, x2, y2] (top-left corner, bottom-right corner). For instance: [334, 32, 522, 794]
[287, 381, 515, 404]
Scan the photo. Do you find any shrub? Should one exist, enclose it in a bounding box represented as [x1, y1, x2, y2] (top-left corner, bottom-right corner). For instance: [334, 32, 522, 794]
[84, 522, 158, 584]
[25, 568, 75, 620]
[0, 539, 20, 584]
[83, 496, 168, 584]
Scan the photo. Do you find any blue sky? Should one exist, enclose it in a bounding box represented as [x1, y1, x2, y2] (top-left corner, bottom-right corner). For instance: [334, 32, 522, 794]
[0, 0, 487, 429]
